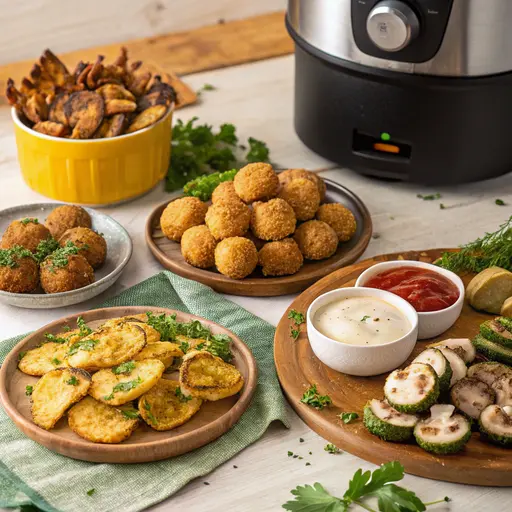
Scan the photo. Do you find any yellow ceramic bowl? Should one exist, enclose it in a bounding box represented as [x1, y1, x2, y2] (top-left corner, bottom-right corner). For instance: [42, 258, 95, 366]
[12, 106, 173, 205]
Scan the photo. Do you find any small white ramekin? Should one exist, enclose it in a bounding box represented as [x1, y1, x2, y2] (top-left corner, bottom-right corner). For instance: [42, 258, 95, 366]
[355, 260, 465, 340]
[306, 287, 419, 376]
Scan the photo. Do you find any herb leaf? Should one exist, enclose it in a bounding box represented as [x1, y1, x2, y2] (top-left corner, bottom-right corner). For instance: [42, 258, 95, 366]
[86, 489, 95, 497]
[44, 333, 67, 344]
[300, 384, 332, 410]
[66, 376, 79, 386]
[283, 483, 348, 512]
[43, 241, 82, 272]
[206, 334, 233, 362]
[112, 377, 143, 394]
[360, 316, 370, 323]
[34, 237, 59, 263]
[496, 199, 506, 206]
[324, 444, 341, 454]
[144, 401, 158, 425]
[417, 193, 441, 201]
[77, 316, 92, 337]
[51, 358, 62, 366]
[179, 341, 190, 353]
[246, 137, 269, 163]
[25, 385, 34, 396]
[121, 409, 140, 419]
[288, 310, 305, 325]
[68, 338, 98, 356]
[20, 217, 38, 225]
[340, 412, 359, 424]
[112, 361, 136, 375]
[175, 387, 192, 402]
[183, 168, 238, 201]
[0, 246, 34, 268]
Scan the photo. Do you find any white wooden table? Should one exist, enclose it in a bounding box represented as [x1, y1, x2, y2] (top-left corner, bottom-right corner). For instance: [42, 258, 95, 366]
[1, 55, 511, 512]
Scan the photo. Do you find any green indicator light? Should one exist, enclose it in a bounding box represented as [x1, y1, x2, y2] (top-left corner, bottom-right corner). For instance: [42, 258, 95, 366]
[381, 132, 391, 141]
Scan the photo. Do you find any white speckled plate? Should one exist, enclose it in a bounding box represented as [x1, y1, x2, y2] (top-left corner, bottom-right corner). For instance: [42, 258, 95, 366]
[0, 203, 132, 309]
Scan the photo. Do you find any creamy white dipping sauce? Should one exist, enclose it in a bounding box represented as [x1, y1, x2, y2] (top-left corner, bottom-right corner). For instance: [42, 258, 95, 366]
[313, 297, 411, 346]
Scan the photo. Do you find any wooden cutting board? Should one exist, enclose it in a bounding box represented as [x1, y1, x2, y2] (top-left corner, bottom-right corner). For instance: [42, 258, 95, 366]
[274, 249, 511, 487]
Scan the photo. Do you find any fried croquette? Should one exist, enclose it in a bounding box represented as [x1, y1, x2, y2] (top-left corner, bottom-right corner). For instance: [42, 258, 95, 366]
[0, 247, 39, 293]
[278, 168, 326, 201]
[59, 227, 107, 269]
[181, 225, 216, 269]
[45, 205, 92, 240]
[160, 197, 207, 242]
[214, 237, 258, 279]
[0, 219, 52, 253]
[211, 180, 240, 204]
[233, 163, 279, 203]
[316, 203, 357, 242]
[205, 200, 251, 240]
[40, 254, 94, 293]
[294, 220, 338, 260]
[278, 178, 320, 221]
[250, 198, 296, 241]
[258, 239, 303, 276]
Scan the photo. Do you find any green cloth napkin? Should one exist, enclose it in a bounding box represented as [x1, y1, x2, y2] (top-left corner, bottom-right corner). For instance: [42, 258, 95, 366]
[0, 271, 289, 512]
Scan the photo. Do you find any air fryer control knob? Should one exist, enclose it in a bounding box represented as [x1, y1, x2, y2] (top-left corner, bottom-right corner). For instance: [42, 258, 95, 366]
[366, 1, 420, 52]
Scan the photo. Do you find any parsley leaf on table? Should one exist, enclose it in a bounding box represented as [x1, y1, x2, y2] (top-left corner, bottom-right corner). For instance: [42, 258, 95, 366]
[300, 384, 332, 410]
[283, 483, 348, 512]
[340, 412, 359, 424]
[324, 444, 341, 454]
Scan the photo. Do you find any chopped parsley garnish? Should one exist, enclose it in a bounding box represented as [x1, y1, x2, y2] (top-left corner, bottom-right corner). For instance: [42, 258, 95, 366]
[195, 342, 206, 350]
[305, 462, 311, 467]
[175, 387, 192, 402]
[86, 489, 95, 497]
[18, 351, 27, 361]
[44, 333, 67, 344]
[77, 316, 92, 336]
[121, 409, 140, 419]
[0, 246, 34, 268]
[112, 361, 136, 375]
[289, 309, 305, 341]
[299, 438, 304, 443]
[34, 237, 59, 263]
[51, 358, 62, 366]
[417, 193, 441, 201]
[20, 217, 38, 225]
[291, 329, 300, 341]
[62, 325, 71, 332]
[340, 412, 359, 424]
[112, 377, 143, 394]
[179, 341, 190, 353]
[300, 384, 332, 410]
[144, 401, 158, 425]
[25, 385, 34, 396]
[43, 241, 81, 273]
[288, 451, 293, 457]
[206, 334, 233, 362]
[324, 444, 341, 454]
[104, 393, 114, 401]
[360, 316, 370, 323]
[198, 83, 216, 93]
[68, 338, 98, 356]
[439, 203, 446, 210]
[66, 376, 79, 385]
[246, 137, 270, 163]
[496, 199, 506, 206]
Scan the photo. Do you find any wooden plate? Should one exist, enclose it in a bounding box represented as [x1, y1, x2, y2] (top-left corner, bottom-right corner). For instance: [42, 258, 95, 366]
[0, 306, 257, 463]
[145, 179, 372, 297]
[274, 249, 511, 487]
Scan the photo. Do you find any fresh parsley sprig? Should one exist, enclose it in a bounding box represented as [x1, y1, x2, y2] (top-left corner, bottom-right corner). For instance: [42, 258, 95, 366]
[112, 361, 136, 375]
[44, 333, 67, 344]
[288, 309, 305, 341]
[77, 316, 93, 337]
[340, 412, 359, 424]
[301, 384, 332, 410]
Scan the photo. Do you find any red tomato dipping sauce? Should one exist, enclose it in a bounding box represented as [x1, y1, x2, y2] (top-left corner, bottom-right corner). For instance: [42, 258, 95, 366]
[365, 266, 459, 313]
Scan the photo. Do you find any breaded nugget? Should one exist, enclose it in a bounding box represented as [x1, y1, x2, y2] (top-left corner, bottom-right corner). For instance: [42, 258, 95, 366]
[294, 220, 338, 260]
[59, 227, 107, 269]
[278, 178, 320, 221]
[316, 203, 357, 242]
[205, 200, 251, 240]
[67, 322, 147, 369]
[278, 169, 326, 201]
[233, 163, 279, 203]
[31, 368, 91, 430]
[0, 248, 39, 293]
[258, 239, 303, 276]
[211, 181, 240, 204]
[40, 254, 94, 294]
[19, 342, 70, 376]
[89, 359, 165, 406]
[179, 350, 244, 401]
[251, 198, 296, 241]
[214, 237, 258, 279]
[160, 197, 207, 242]
[1, 219, 51, 253]
[68, 396, 139, 443]
[134, 342, 184, 369]
[45, 205, 91, 240]
[181, 225, 216, 269]
[139, 379, 202, 430]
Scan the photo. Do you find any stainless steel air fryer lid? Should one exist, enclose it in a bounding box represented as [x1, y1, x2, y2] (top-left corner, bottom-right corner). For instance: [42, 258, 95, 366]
[287, 0, 512, 185]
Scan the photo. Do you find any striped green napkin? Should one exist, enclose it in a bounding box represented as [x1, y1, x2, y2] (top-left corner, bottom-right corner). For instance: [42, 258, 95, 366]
[0, 271, 289, 512]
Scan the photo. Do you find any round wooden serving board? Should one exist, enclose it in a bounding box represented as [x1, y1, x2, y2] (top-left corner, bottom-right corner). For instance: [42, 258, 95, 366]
[0, 307, 257, 463]
[274, 249, 511, 487]
[145, 179, 372, 297]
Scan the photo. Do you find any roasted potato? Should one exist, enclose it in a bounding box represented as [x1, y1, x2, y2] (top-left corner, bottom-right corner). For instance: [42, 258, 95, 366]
[65, 91, 104, 139]
[32, 121, 69, 137]
[96, 84, 135, 102]
[19, 341, 70, 376]
[100, 317, 161, 343]
[126, 105, 167, 133]
[48, 93, 70, 125]
[134, 342, 184, 369]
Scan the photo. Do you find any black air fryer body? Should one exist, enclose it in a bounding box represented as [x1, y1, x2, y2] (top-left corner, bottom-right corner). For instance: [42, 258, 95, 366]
[287, 0, 512, 185]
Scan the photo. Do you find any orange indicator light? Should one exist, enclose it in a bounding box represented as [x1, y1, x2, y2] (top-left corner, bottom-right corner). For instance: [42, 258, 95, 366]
[373, 142, 400, 154]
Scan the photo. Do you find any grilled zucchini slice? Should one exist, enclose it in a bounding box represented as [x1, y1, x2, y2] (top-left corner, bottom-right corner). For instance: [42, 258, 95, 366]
[491, 374, 512, 407]
[412, 348, 452, 392]
[427, 338, 476, 364]
[438, 347, 467, 387]
[450, 377, 495, 420]
[363, 399, 418, 442]
[479, 405, 512, 447]
[480, 319, 512, 348]
[467, 361, 512, 387]
[133, 342, 184, 369]
[472, 334, 512, 365]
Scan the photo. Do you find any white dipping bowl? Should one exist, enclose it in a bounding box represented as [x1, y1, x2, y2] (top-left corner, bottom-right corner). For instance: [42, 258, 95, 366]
[355, 260, 465, 340]
[306, 287, 418, 377]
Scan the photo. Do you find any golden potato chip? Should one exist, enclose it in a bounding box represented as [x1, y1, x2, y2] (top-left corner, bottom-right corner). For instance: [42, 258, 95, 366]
[19, 342, 70, 376]
[48, 92, 70, 125]
[20, 78, 37, 97]
[100, 316, 161, 343]
[67, 322, 147, 370]
[134, 342, 184, 369]
[68, 396, 139, 443]
[179, 350, 244, 401]
[5, 79, 23, 110]
[94, 113, 126, 138]
[23, 93, 48, 123]
[31, 368, 91, 430]
[105, 99, 137, 116]
[128, 71, 151, 97]
[33, 121, 69, 137]
[126, 104, 167, 134]
[138, 379, 202, 431]
[113, 46, 128, 70]
[64, 91, 104, 139]
[89, 359, 165, 406]
[96, 84, 135, 102]
[40, 49, 71, 87]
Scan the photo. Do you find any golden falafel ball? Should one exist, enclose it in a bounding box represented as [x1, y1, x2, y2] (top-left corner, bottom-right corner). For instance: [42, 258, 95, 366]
[233, 163, 279, 203]
[160, 197, 208, 242]
[59, 227, 107, 269]
[45, 206, 91, 240]
[251, 198, 296, 241]
[294, 220, 338, 260]
[278, 178, 320, 221]
[316, 203, 357, 243]
[0, 247, 39, 293]
[0, 219, 52, 253]
[214, 237, 258, 279]
[258, 239, 303, 276]
[278, 168, 326, 202]
[211, 181, 240, 204]
[205, 200, 251, 240]
[181, 225, 217, 269]
[40, 254, 94, 294]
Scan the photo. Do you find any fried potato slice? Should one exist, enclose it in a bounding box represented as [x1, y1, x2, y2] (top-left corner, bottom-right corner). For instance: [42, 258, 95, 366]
[76, 63, 93, 86]
[19, 342, 70, 376]
[67, 322, 147, 370]
[64, 91, 104, 139]
[23, 93, 48, 123]
[105, 99, 137, 116]
[30, 64, 56, 96]
[5, 79, 24, 111]
[100, 316, 161, 343]
[48, 92, 69, 125]
[138, 379, 202, 431]
[68, 396, 139, 443]
[94, 114, 126, 138]
[137, 75, 176, 110]
[40, 49, 71, 87]
[127, 71, 152, 97]
[20, 78, 37, 97]
[126, 104, 167, 134]
[134, 342, 184, 369]
[179, 350, 244, 401]
[33, 121, 69, 137]
[31, 368, 91, 430]
[96, 84, 135, 102]
[89, 359, 165, 406]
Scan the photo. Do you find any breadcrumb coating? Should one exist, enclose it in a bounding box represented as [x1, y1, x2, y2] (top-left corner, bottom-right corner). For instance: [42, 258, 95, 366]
[278, 168, 326, 201]
[258, 238, 303, 276]
[234, 163, 279, 203]
[316, 203, 357, 242]
[160, 197, 207, 242]
[294, 220, 338, 260]
[278, 178, 320, 221]
[181, 225, 217, 269]
[215, 237, 258, 279]
[251, 198, 296, 241]
[211, 181, 240, 204]
[205, 199, 251, 240]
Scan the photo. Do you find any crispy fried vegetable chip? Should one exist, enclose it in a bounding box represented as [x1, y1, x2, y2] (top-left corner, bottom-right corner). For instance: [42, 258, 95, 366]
[126, 104, 167, 133]
[94, 113, 126, 138]
[105, 99, 137, 116]
[96, 84, 135, 101]
[23, 93, 48, 123]
[65, 91, 104, 139]
[33, 121, 69, 137]
[40, 49, 71, 87]
[134, 342, 184, 369]
[48, 93, 70, 125]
